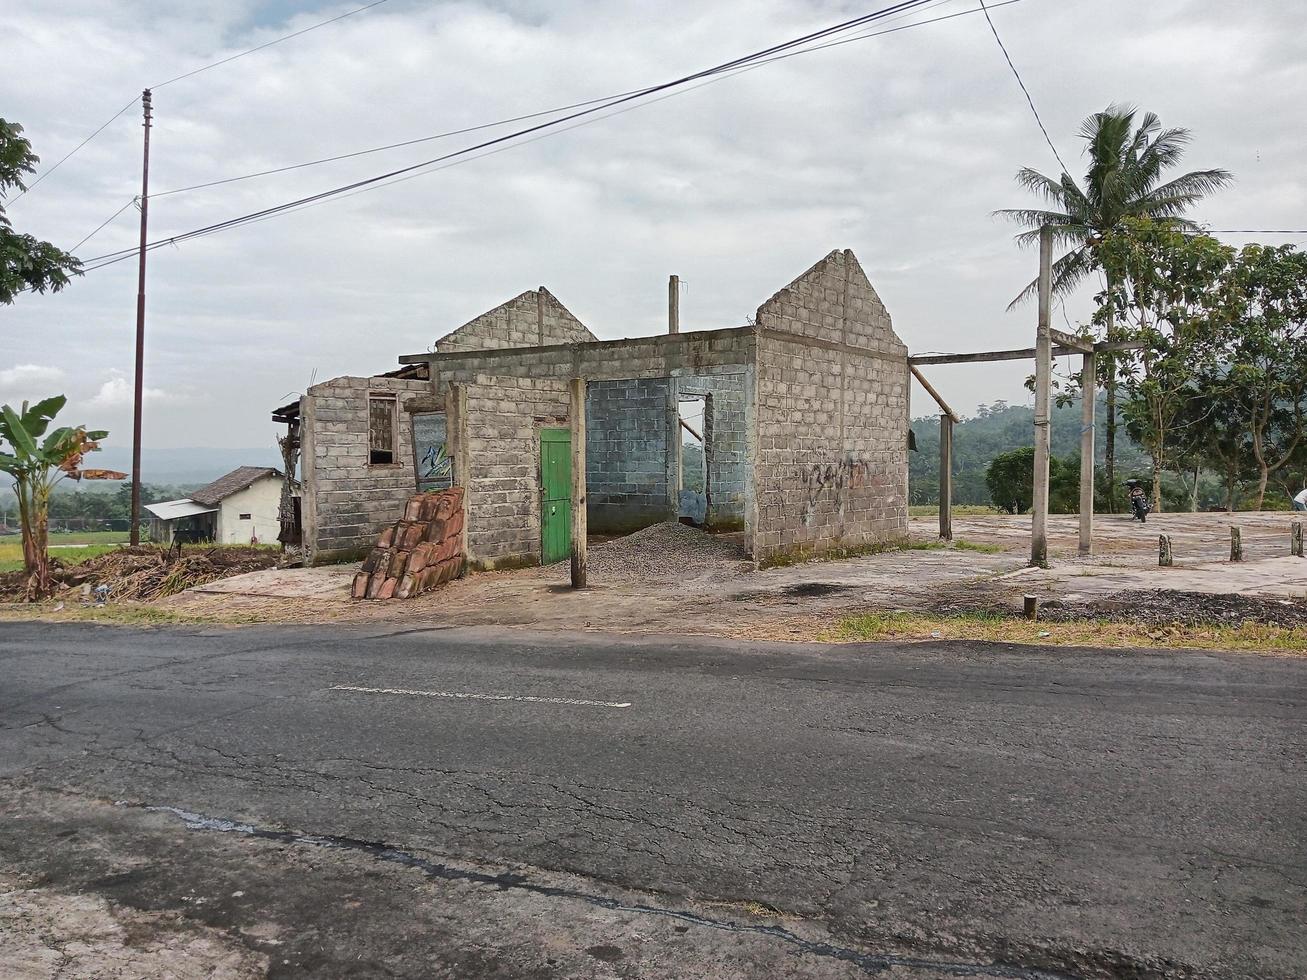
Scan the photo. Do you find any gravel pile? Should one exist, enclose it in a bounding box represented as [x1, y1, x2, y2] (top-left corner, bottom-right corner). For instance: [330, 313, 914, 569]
[584, 522, 752, 585]
[1034, 589, 1307, 628]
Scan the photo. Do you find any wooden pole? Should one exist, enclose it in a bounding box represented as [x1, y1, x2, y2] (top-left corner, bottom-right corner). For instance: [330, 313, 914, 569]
[668, 275, 680, 334]
[1030, 226, 1053, 567]
[1159, 534, 1173, 566]
[939, 413, 953, 541]
[1078, 351, 1095, 556]
[1292, 521, 1303, 558]
[569, 378, 587, 588]
[1230, 525, 1243, 562]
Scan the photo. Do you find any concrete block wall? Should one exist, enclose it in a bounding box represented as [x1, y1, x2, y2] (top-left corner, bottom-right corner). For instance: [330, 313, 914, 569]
[301, 375, 429, 565]
[586, 379, 672, 533]
[435, 288, 597, 352]
[752, 250, 909, 564]
[463, 375, 570, 567]
[423, 328, 757, 564]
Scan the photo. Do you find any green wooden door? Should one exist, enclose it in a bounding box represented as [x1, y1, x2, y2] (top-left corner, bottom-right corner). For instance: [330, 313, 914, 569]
[540, 428, 571, 565]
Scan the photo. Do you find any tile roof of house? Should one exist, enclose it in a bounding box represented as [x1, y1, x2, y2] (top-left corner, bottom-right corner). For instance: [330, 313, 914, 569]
[190, 466, 283, 506]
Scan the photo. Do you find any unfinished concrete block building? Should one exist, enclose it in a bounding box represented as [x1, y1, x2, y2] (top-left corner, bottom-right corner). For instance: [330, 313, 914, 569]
[278, 248, 909, 570]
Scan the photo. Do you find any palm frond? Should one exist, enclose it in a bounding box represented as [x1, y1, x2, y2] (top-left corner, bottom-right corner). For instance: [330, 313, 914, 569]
[1013, 167, 1073, 205]
[1006, 246, 1093, 310]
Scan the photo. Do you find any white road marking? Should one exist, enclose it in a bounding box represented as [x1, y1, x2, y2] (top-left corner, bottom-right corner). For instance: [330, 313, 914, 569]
[329, 685, 631, 709]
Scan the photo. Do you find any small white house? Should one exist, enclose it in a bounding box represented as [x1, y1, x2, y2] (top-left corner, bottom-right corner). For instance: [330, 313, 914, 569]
[145, 466, 290, 545]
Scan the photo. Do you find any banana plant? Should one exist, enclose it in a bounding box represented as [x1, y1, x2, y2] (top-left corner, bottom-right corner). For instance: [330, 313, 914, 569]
[0, 395, 107, 600]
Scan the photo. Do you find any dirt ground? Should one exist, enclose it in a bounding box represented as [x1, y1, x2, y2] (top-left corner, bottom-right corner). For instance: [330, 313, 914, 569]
[72, 511, 1295, 644]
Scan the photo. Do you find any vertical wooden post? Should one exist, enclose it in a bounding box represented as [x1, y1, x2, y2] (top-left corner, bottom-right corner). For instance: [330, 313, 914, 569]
[1031, 226, 1054, 567]
[939, 413, 953, 541]
[1159, 534, 1173, 566]
[569, 378, 587, 588]
[1292, 521, 1303, 558]
[1078, 352, 1095, 556]
[668, 275, 680, 334]
[446, 383, 470, 564]
[1230, 525, 1243, 562]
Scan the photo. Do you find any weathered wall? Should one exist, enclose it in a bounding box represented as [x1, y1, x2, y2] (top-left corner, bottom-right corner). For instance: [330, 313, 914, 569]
[585, 379, 672, 534]
[461, 376, 571, 568]
[214, 478, 282, 545]
[418, 328, 757, 566]
[752, 249, 909, 564]
[301, 375, 429, 565]
[435, 288, 597, 352]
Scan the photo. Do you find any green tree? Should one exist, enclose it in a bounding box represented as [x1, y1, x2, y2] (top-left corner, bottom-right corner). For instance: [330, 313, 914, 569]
[1204, 244, 1307, 509]
[985, 447, 1038, 514]
[0, 396, 107, 599]
[997, 105, 1232, 497]
[1098, 219, 1233, 510]
[1, 119, 82, 304]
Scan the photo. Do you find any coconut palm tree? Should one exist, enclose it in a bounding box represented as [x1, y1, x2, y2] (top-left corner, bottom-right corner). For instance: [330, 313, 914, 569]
[997, 104, 1232, 496]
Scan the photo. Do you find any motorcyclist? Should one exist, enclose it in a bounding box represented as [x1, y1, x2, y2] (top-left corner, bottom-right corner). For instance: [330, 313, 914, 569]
[1125, 479, 1149, 523]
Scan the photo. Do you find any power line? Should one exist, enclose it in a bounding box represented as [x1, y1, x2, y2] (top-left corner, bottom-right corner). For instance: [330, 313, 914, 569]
[80, 0, 945, 267]
[151, 0, 392, 89]
[9, 0, 393, 205]
[152, 0, 1015, 201]
[7, 98, 138, 203]
[70, 197, 138, 251]
[976, 0, 1071, 177]
[1206, 229, 1307, 235]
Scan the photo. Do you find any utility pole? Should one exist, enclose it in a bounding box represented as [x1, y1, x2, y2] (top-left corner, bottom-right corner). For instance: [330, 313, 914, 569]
[1030, 225, 1053, 566]
[129, 89, 152, 547]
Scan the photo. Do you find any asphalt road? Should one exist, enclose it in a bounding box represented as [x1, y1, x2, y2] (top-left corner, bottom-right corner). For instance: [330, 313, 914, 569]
[1, 623, 1304, 979]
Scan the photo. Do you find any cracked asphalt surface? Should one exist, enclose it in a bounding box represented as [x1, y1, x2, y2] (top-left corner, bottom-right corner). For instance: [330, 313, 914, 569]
[1, 623, 1304, 978]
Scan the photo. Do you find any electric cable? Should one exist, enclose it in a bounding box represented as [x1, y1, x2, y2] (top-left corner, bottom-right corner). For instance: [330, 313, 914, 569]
[78, 0, 957, 266]
[976, 0, 1071, 176]
[9, 0, 393, 204]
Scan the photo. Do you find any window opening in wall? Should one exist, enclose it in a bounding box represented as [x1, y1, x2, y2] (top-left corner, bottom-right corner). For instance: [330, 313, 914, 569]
[239, 513, 252, 520]
[369, 394, 397, 465]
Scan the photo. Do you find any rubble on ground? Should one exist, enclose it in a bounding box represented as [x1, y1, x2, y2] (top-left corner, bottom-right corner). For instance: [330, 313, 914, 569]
[582, 522, 752, 584]
[0, 546, 280, 603]
[1031, 589, 1307, 628]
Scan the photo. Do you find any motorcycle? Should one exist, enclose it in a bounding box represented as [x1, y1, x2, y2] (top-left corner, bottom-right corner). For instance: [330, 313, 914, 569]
[1125, 480, 1150, 523]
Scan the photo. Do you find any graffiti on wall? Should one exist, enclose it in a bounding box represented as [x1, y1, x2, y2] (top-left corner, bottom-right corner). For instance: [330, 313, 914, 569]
[800, 457, 875, 522]
[413, 412, 453, 491]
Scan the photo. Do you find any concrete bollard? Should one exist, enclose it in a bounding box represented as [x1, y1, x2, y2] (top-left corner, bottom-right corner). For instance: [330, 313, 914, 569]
[1159, 534, 1173, 567]
[1230, 526, 1243, 562]
[1023, 594, 1038, 620]
[1293, 521, 1304, 558]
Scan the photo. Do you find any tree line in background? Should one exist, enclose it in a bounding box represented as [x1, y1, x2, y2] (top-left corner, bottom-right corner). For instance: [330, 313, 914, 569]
[979, 104, 1307, 514]
[0, 481, 198, 529]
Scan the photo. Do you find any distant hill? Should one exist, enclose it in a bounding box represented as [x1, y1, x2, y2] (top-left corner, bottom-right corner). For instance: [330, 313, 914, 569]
[87, 447, 283, 487]
[910, 397, 1151, 507]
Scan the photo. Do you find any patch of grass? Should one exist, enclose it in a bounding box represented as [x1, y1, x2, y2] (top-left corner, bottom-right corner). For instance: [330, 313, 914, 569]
[758, 538, 909, 569]
[909, 505, 1001, 517]
[0, 542, 126, 572]
[0, 601, 264, 627]
[906, 538, 1005, 554]
[829, 610, 1307, 655]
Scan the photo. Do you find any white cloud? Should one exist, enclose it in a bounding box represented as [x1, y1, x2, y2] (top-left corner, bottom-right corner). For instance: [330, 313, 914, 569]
[0, 364, 67, 389]
[2, 0, 1302, 446]
[89, 375, 172, 408]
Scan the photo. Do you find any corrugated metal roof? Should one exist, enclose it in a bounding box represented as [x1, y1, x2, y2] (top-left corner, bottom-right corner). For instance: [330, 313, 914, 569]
[144, 498, 218, 521]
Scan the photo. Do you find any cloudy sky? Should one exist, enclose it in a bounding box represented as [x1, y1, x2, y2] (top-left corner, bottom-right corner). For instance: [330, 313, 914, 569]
[3, 0, 1303, 450]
